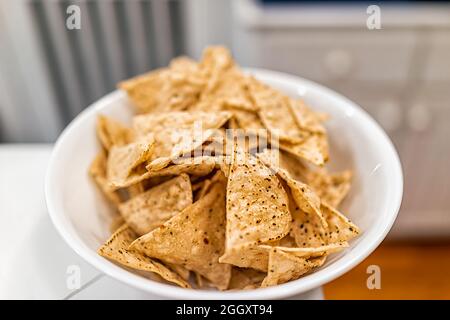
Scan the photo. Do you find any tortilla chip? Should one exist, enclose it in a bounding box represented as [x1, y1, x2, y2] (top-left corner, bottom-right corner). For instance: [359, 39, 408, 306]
[119, 58, 205, 113]
[261, 248, 326, 287]
[127, 182, 145, 199]
[199, 129, 227, 157]
[118, 69, 165, 113]
[290, 199, 327, 248]
[307, 169, 352, 208]
[278, 151, 308, 182]
[133, 111, 231, 170]
[283, 177, 327, 228]
[259, 242, 348, 258]
[193, 68, 256, 113]
[228, 267, 266, 290]
[321, 203, 360, 243]
[111, 156, 216, 189]
[96, 115, 133, 151]
[195, 272, 206, 288]
[89, 151, 122, 206]
[106, 134, 155, 187]
[279, 234, 297, 248]
[219, 74, 255, 111]
[219, 242, 274, 272]
[289, 99, 326, 134]
[223, 148, 291, 249]
[199, 46, 234, 94]
[194, 179, 212, 202]
[279, 133, 329, 166]
[246, 79, 306, 144]
[291, 201, 359, 247]
[98, 224, 190, 288]
[159, 58, 205, 111]
[256, 149, 327, 229]
[130, 175, 231, 290]
[227, 107, 264, 131]
[192, 180, 206, 193]
[133, 111, 231, 138]
[218, 146, 290, 271]
[165, 263, 191, 281]
[119, 174, 193, 236]
[200, 128, 267, 160]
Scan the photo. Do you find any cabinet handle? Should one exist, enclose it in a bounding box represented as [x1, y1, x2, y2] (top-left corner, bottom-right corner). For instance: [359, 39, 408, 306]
[407, 103, 431, 132]
[376, 100, 402, 132]
[324, 49, 353, 78]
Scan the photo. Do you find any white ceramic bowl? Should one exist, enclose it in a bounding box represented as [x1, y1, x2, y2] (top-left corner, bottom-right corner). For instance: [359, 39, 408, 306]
[46, 69, 403, 299]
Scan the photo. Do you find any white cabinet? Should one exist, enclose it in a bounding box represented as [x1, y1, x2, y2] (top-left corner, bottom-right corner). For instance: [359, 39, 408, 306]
[239, 30, 417, 85]
[424, 30, 450, 82]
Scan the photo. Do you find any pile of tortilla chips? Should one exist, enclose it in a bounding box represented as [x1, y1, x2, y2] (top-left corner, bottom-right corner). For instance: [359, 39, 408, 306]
[92, 46, 360, 290]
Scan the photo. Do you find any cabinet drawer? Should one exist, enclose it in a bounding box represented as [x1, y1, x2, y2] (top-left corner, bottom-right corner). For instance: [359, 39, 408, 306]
[424, 30, 450, 82]
[254, 30, 417, 84]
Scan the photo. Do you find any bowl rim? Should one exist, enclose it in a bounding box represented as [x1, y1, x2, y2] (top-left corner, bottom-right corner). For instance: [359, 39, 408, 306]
[45, 68, 403, 299]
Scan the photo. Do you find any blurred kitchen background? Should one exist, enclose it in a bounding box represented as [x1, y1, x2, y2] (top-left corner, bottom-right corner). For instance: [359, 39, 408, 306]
[0, 0, 449, 241]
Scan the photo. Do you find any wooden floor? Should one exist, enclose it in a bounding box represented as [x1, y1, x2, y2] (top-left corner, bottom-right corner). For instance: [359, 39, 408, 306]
[324, 242, 450, 300]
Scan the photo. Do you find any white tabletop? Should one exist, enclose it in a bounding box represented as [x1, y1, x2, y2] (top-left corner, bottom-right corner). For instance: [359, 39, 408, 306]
[0, 144, 323, 300]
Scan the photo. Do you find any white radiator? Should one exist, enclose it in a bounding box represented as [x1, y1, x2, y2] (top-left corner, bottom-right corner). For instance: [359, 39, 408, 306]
[0, 0, 186, 142]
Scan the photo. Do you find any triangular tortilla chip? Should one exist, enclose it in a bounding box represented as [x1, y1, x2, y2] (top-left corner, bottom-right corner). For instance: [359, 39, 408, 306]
[119, 174, 193, 236]
[133, 111, 231, 170]
[192, 168, 227, 202]
[165, 263, 191, 281]
[283, 176, 327, 228]
[279, 234, 298, 248]
[321, 202, 360, 243]
[261, 248, 326, 287]
[228, 267, 266, 290]
[219, 242, 275, 272]
[227, 107, 264, 131]
[224, 148, 291, 249]
[219, 70, 256, 112]
[259, 242, 348, 258]
[219, 147, 290, 271]
[118, 69, 166, 113]
[247, 78, 307, 144]
[118, 58, 205, 113]
[289, 197, 327, 248]
[291, 202, 360, 247]
[198, 129, 227, 157]
[289, 99, 326, 134]
[193, 179, 211, 201]
[278, 151, 308, 182]
[279, 133, 329, 166]
[98, 224, 190, 288]
[307, 169, 352, 208]
[110, 156, 216, 189]
[258, 150, 359, 246]
[195, 272, 205, 288]
[256, 149, 327, 230]
[106, 134, 155, 187]
[127, 182, 145, 199]
[89, 151, 122, 206]
[193, 67, 257, 112]
[133, 111, 231, 138]
[130, 175, 231, 290]
[157, 58, 205, 112]
[199, 46, 234, 94]
[192, 179, 206, 193]
[96, 115, 133, 151]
